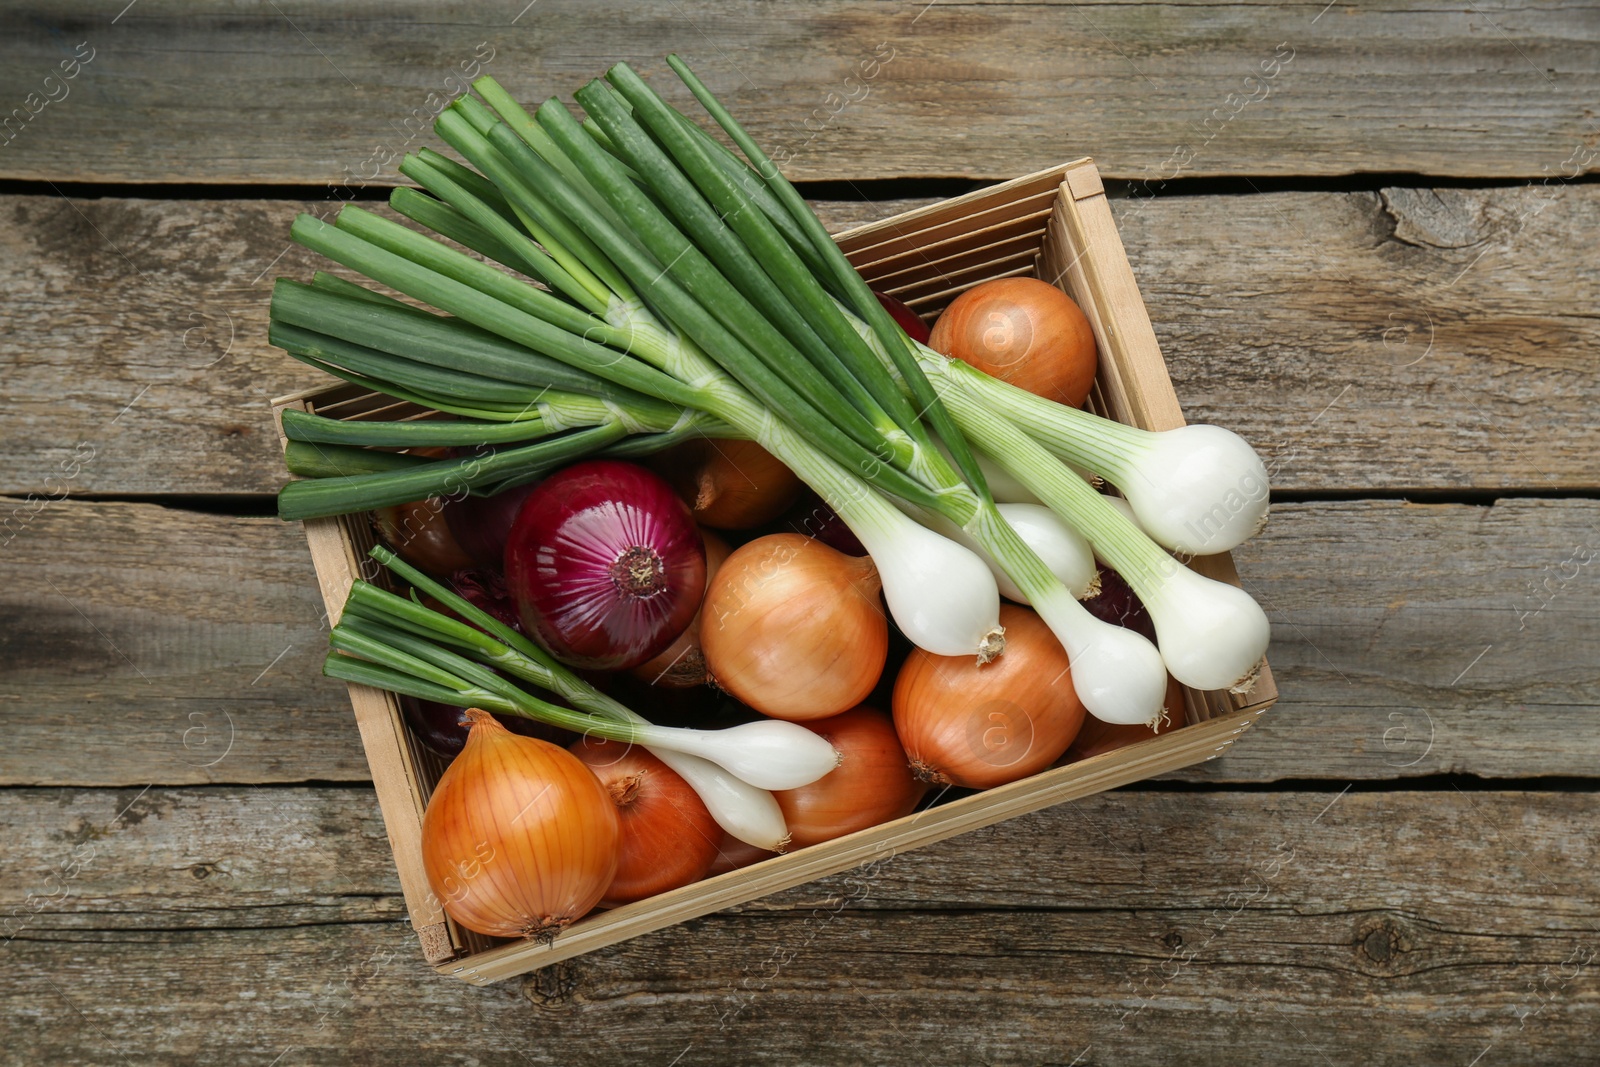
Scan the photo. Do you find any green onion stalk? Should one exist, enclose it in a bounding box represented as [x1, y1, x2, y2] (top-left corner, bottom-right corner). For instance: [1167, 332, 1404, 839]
[833, 313, 1273, 693]
[274, 58, 1182, 725]
[333, 546, 806, 850]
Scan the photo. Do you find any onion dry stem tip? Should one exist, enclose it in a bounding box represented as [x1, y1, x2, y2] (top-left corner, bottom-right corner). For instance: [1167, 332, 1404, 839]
[1228, 658, 1266, 696]
[976, 626, 1006, 665]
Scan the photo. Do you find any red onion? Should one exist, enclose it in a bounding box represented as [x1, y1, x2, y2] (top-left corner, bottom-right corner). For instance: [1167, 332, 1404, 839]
[1081, 566, 1157, 645]
[444, 483, 534, 568]
[504, 459, 706, 671]
[875, 289, 932, 345]
[447, 567, 521, 633]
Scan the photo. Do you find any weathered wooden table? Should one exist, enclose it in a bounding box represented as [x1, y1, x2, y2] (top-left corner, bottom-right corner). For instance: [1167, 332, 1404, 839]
[3, 3, 1596, 1064]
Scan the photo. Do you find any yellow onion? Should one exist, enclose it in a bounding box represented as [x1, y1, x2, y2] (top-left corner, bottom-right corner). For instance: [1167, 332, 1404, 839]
[892, 604, 1087, 789]
[659, 438, 804, 529]
[775, 706, 927, 848]
[569, 737, 722, 906]
[421, 709, 619, 940]
[928, 276, 1098, 409]
[700, 534, 887, 721]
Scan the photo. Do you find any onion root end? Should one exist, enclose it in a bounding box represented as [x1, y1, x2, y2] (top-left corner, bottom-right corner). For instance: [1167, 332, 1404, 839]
[976, 625, 1006, 665]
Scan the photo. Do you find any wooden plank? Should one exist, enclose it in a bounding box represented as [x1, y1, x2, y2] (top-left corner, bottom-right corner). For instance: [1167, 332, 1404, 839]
[4, 184, 1597, 497]
[3, 786, 1596, 1063]
[1188, 497, 1600, 784]
[3, 498, 1597, 787]
[0, 499, 368, 786]
[1110, 184, 1600, 494]
[1, 2, 1596, 184]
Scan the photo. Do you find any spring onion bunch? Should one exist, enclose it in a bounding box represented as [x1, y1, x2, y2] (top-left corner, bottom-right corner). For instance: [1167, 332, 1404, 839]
[279, 57, 1269, 724]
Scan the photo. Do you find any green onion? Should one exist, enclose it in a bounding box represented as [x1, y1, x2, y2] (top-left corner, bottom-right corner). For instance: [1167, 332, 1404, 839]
[326, 583, 838, 791]
[266, 56, 1276, 726]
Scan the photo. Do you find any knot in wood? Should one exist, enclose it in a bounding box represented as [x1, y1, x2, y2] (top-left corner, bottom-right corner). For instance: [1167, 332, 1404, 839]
[1355, 915, 1412, 971]
[521, 960, 581, 1008]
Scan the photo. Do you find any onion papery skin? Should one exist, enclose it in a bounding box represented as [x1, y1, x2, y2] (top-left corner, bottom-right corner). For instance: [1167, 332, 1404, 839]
[446, 483, 535, 567]
[777, 489, 868, 557]
[1080, 566, 1156, 644]
[630, 529, 732, 688]
[700, 534, 888, 721]
[570, 737, 722, 906]
[774, 706, 926, 848]
[892, 604, 1087, 789]
[446, 567, 522, 635]
[928, 277, 1098, 410]
[421, 710, 619, 940]
[375, 497, 476, 577]
[505, 459, 706, 671]
[658, 438, 804, 530]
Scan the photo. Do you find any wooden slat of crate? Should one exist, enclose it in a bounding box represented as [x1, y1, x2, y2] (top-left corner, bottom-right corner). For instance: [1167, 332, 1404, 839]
[443, 707, 1266, 984]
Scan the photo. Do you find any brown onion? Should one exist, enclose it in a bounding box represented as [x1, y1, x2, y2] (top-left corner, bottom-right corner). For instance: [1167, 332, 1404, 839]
[928, 277, 1099, 409]
[892, 604, 1087, 789]
[701, 534, 887, 721]
[774, 706, 926, 848]
[374, 497, 475, 577]
[659, 438, 804, 529]
[704, 831, 778, 876]
[421, 709, 619, 940]
[569, 737, 721, 906]
[629, 529, 732, 688]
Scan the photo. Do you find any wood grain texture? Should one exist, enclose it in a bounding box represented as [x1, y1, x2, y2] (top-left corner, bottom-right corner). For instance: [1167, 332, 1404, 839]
[0, 499, 365, 786]
[1192, 497, 1600, 783]
[3, 184, 1598, 496]
[3, 786, 1596, 1064]
[4, 498, 1596, 787]
[1112, 183, 1600, 493]
[1, 1, 1596, 185]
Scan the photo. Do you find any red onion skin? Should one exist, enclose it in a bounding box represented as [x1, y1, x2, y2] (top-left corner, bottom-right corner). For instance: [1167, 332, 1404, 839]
[1081, 566, 1157, 645]
[505, 460, 706, 671]
[445, 484, 534, 568]
[875, 290, 932, 345]
[704, 831, 777, 876]
[447, 568, 522, 633]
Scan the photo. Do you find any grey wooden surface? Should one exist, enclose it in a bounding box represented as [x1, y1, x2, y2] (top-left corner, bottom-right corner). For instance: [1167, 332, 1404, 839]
[1, 2, 1596, 1064]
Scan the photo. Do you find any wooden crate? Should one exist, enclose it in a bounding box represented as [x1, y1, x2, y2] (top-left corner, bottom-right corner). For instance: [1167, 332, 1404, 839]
[271, 158, 1278, 985]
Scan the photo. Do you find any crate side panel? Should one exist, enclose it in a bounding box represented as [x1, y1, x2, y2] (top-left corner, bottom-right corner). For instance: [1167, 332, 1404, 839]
[442, 709, 1265, 983]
